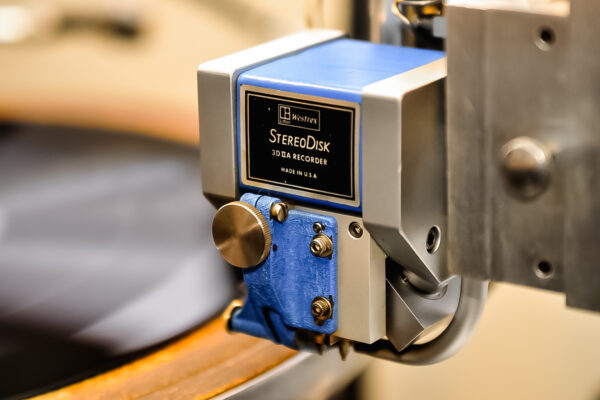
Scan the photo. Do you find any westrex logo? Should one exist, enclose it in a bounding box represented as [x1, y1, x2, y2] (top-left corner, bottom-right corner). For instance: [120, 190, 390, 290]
[278, 104, 320, 131]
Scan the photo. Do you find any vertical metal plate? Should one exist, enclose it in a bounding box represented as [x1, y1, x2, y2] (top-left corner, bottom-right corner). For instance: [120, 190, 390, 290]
[447, 1, 600, 310]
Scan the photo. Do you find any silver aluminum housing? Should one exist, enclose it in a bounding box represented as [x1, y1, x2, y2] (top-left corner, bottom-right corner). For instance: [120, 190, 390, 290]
[197, 30, 345, 206]
[198, 34, 458, 344]
[198, 30, 385, 344]
[386, 272, 461, 352]
[362, 58, 449, 292]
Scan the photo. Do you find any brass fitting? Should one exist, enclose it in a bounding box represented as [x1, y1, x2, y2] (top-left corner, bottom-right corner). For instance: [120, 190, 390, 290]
[310, 234, 333, 257]
[311, 296, 333, 325]
[269, 201, 289, 222]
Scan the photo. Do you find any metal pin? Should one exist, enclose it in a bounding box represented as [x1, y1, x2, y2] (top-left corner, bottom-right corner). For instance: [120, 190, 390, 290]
[222, 299, 244, 332]
[269, 201, 288, 222]
[338, 339, 351, 361]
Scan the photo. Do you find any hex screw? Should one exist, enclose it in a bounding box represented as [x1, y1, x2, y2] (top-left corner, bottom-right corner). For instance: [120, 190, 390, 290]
[311, 296, 333, 324]
[313, 222, 325, 233]
[349, 221, 363, 238]
[269, 201, 288, 222]
[426, 226, 441, 254]
[310, 234, 333, 257]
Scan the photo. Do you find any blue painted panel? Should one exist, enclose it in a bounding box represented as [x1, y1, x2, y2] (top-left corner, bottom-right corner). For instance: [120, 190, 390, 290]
[230, 193, 338, 348]
[236, 39, 444, 212]
[238, 39, 445, 103]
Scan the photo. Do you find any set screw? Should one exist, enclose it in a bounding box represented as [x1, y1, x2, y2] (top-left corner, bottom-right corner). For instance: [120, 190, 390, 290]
[310, 234, 333, 257]
[311, 296, 333, 324]
[349, 222, 363, 238]
[313, 222, 325, 233]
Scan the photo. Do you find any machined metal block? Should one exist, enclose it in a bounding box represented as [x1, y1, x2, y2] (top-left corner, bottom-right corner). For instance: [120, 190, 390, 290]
[446, 0, 600, 310]
[197, 30, 344, 206]
[362, 59, 448, 293]
[386, 269, 460, 352]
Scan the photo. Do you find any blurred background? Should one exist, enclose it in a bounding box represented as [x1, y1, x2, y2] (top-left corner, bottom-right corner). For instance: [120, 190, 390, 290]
[0, 0, 599, 399]
[0, 0, 354, 145]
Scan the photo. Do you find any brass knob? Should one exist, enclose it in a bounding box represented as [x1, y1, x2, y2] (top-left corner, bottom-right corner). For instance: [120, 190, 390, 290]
[212, 201, 271, 268]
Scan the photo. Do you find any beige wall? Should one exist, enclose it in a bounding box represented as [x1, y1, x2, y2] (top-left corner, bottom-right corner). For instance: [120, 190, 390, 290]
[0, 0, 353, 143]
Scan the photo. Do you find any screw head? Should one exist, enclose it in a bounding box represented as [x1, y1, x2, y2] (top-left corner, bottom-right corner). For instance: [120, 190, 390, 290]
[269, 202, 288, 222]
[501, 137, 552, 200]
[310, 234, 333, 257]
[311, 296, 333, 324]
[426, 226, 441, 254]
[349, 221, 363, 238]
[313, 222, 325, 233]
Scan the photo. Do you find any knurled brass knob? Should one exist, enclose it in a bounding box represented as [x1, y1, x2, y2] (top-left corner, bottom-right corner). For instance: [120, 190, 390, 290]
[212, 201, 271, 268]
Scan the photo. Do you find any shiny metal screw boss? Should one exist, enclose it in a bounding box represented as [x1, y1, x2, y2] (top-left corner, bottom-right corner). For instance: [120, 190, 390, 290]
[269, 201, 288, 222]
[310, 234, 333, 257]
[311, 296, 333, 324]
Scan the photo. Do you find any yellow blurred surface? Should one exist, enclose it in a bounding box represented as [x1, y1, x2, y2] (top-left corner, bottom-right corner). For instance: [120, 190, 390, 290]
[0, 0, 351, 144]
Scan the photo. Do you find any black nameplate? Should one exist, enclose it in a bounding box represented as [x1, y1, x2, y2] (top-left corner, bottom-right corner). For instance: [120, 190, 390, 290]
[243, 89, 357, 203]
